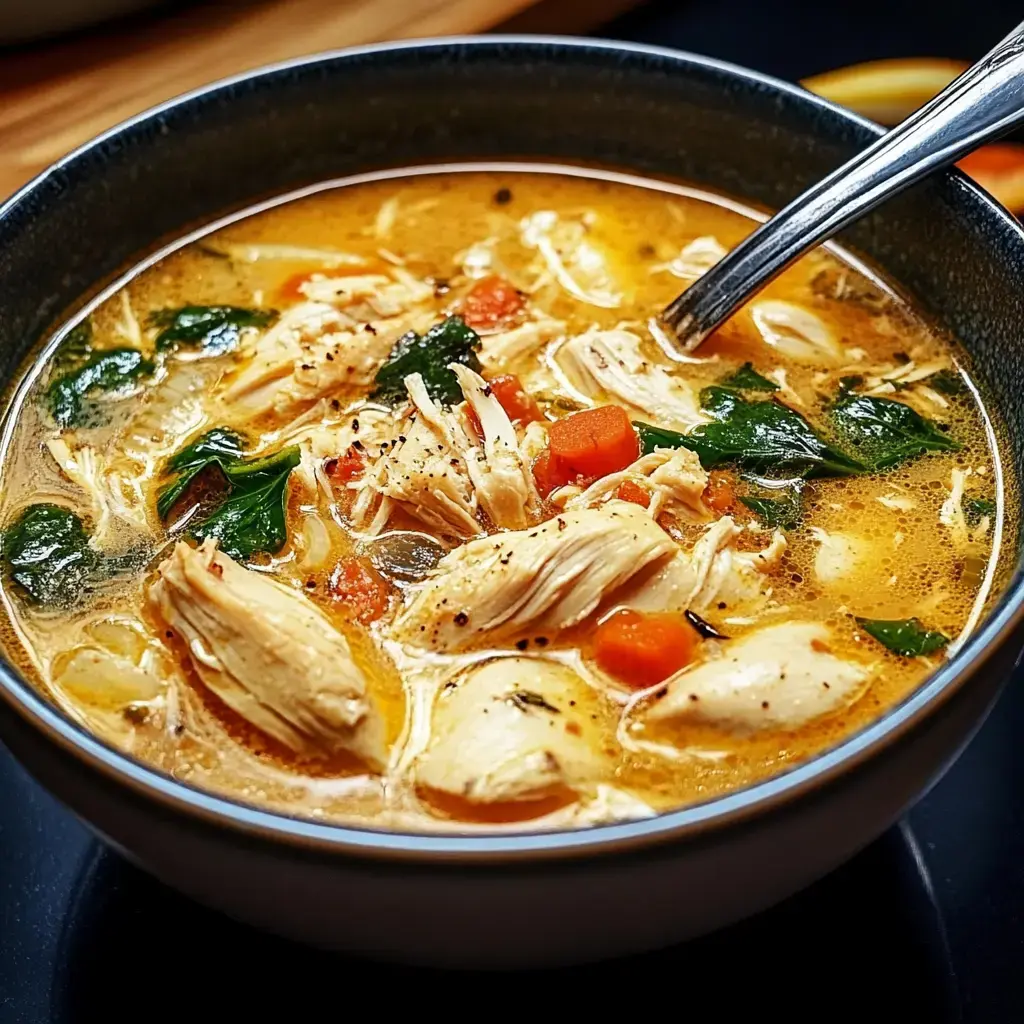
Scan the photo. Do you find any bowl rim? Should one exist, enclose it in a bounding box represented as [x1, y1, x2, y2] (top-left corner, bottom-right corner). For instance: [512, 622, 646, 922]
[1, 33, 1022, 863]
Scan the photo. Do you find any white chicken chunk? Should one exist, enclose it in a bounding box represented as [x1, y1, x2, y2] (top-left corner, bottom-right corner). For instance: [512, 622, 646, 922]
[147, 540, 386, 768]
[618, 516, 785, 617]
[648, 622, 871, 731]
[558, 328, 706, 431]
[750, 300, 844, 365]
[395, 500, 677, 650]
[360, 373, 480, 538]
[220, 301, 428, 424]
[299, 267, 434, 318]
[810, 527, 870, 586]
[561, 446, 710, 522]
[450, 364, 539, 529]
[416, 657, 606, 805]
[479, 317, 566, 368]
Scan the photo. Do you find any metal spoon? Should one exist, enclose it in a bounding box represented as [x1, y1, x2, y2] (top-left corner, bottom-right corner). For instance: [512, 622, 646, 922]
[660, 20, 1024, 352]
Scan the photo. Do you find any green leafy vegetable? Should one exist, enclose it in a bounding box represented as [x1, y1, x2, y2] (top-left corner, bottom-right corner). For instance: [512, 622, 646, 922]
[191, 446, 300, 561]
[636, 387, 863, 477]
[156, 428, 247, 519]
[54, 319, 94, 370]
[830, 393, 958, 471]
[856, 617, 950, 657]
[926, 369, 966, 396]
[46, 348, 154, 428]
[740, 489, 803, 530]
[157, 431, 299, 561]
[720, 362, 778, 392]
[372, 315, 482, 406]
[963, 496, 996, 524]
[148, 305, 276, 354]
[1, 504, 98, 606]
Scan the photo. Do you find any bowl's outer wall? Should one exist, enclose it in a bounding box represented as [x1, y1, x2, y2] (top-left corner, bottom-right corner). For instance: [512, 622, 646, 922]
[2, 39, 1024, 965]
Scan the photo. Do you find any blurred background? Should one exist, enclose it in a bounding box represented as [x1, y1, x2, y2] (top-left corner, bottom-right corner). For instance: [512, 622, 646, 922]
[2, 0, 1023, 206]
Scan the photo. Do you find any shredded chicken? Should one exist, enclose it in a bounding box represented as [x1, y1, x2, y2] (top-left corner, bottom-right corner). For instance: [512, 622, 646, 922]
[650, 235, 728, 279]
[394, 500, 677, 650]
[558, 328, 706, 430]
[416, 657, 607, 805]
[450, 364, 539, 528]
[560, 447, 710, 522]
[648, 621, 871, 731]
[147, 540, 386, 767]
[617, 516, 785, 616]
[750, 300, 844, 365]
[810, 527, 869, 586]
[299, 267, 433, 318]
[479, 318, 566, 368]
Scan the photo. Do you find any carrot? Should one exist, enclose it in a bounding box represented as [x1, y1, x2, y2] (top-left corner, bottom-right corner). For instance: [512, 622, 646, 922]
[548, 405, 639, 481]
[703, 471, 735, 513]
[532, 450, 566, 498]
[325, 446, 365, 484]
[593, 609, 698, 688]
[488, 374, 544, 425]
[615, 480, 650, 507]
[460, 274, 525, 329]
[463, 404, 484, 442]
[328, 557, 389, 624]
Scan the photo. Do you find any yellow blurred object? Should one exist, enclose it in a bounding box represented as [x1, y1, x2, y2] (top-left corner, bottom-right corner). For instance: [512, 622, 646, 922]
[803, 58, 1024, 215]
[801, 58, 968, 125]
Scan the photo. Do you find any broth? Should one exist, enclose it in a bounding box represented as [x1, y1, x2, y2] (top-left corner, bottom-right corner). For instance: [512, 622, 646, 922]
[0, 166, 1005, 833]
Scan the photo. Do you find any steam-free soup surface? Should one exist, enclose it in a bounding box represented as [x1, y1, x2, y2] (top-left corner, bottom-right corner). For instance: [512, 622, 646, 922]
[0, 167, 1003, 832]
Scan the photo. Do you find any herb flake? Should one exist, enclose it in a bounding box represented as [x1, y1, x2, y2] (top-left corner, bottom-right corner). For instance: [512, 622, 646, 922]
[856, 617, 950, 657]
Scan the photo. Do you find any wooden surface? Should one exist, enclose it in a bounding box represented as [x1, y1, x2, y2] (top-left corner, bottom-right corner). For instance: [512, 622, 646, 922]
[0, 0, 639, 201]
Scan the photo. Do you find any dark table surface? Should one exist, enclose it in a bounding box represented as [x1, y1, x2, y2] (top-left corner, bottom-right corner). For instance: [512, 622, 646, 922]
[3, 2, 1024, 1020]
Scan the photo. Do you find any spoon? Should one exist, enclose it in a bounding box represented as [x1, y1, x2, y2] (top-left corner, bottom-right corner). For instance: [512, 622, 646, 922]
[660, 19, 1024, 352]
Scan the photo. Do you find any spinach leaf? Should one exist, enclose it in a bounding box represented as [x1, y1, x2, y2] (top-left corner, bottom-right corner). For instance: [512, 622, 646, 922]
[964, 496, 996, 524]
[926, 369, 966, 397]
[1, 504, 98, 606]
[156, 428, 247, 519]
[740, 488, 803, 529]
[46, 348, 154, 428]
[830, 393, 958, 471]
[191, 446, 300, 561]
[637, 387, 864, 477]
[372, 315, 482, 406]
[54, 319, 94, 370]
[856, 617, 950, 657]
[148, 305, 276, 354]
[721, 362, 778, 392]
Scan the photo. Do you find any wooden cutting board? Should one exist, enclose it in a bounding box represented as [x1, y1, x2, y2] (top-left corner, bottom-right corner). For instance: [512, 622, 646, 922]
[0, 0, 639, 201]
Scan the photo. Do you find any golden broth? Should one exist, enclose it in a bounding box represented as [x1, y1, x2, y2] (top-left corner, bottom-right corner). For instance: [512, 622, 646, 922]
[0, 166, 1006, 832]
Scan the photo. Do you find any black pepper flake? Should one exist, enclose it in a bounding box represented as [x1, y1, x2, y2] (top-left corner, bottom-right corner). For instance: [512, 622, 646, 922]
[717, 601, 727, 610]
[494, 186, 513, 205]
[761, 701, 770, 709]
[569, 700, 577, 707]
[508, 690, 559, 713]
[823, 681, 831, 689]
[173, 723, 186, 736]
[443, 681, 457, 692]
[515, 639, 530, 651]
[534, 636, 549, 647]
[301, 363, 313, 370]
[165, 630, 174, 639]
[398, 435, 407, 444]
[364, 323, 378, 334]
[330, 399, 341, 410]
[654, 687, 668, 699]
[688, 693, 699, 702]
[352, 439, 364, 450]
[305, 580, 316, 589]
[351, 418, 360, 432]
[483, 385, 493, 397]
[325, 352, 334, 361]
[684, 610, 729, 640]
[454, 611, 469, 626]
[557, 518, 567, 532]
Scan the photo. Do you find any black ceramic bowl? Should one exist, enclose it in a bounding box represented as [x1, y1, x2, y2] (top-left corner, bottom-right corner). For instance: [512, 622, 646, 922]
[0, 37, 1022, 969]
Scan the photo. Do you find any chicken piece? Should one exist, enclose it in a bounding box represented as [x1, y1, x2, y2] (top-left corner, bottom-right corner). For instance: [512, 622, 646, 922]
[360, 373, 480, 538]
[750, 300, 844, 365]
[648, 621, 871, 731]
[810, 527, 870, 586]
[617, 516, 785, 616]
[147, 540, 386, 768]
[220, 301, 427, 424]
[300, 267, 434, 319]
[558, 328, 706, 431]
[651, 235, 728, 279]
[394, 500, 676, 650]
[561, 447, 710, 522]
[479, 317, 566, 369]
[450, 364, 539, 529]
[416, 657, 607, 805]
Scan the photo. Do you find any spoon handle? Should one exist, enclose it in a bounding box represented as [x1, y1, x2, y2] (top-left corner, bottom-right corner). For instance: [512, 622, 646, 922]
[661, 20, 1024, 350]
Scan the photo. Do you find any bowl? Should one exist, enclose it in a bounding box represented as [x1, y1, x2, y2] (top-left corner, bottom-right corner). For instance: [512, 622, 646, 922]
[0, 36, 1022, 969]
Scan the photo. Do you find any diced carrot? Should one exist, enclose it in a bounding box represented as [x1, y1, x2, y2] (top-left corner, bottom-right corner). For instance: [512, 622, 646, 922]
[325, 446, 365, 484]
[548, 405, 639, 481]
[460, 274, 525, 329]
[487, 374, 544, 425]
[464, 404, 483, 442]
[328, 557, 389, 624]
[703, 471, 735, 513]
[615, 480, 650, 507]
[533, 449, 567, 498]
[593, 609, 698, 689]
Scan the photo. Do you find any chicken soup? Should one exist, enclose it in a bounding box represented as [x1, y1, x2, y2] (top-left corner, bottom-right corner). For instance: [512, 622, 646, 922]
[0, 166, 1005, 832]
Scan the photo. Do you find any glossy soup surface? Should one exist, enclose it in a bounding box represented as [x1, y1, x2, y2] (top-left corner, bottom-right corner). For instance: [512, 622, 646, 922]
[0, 167, 1006, 833]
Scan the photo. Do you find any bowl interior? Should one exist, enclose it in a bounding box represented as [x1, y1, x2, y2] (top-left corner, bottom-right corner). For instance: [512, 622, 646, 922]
[1, 36, 1022, 851]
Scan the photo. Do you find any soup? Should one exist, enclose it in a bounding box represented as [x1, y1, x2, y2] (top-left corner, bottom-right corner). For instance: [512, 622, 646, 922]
[0, 167, 1004, 833]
